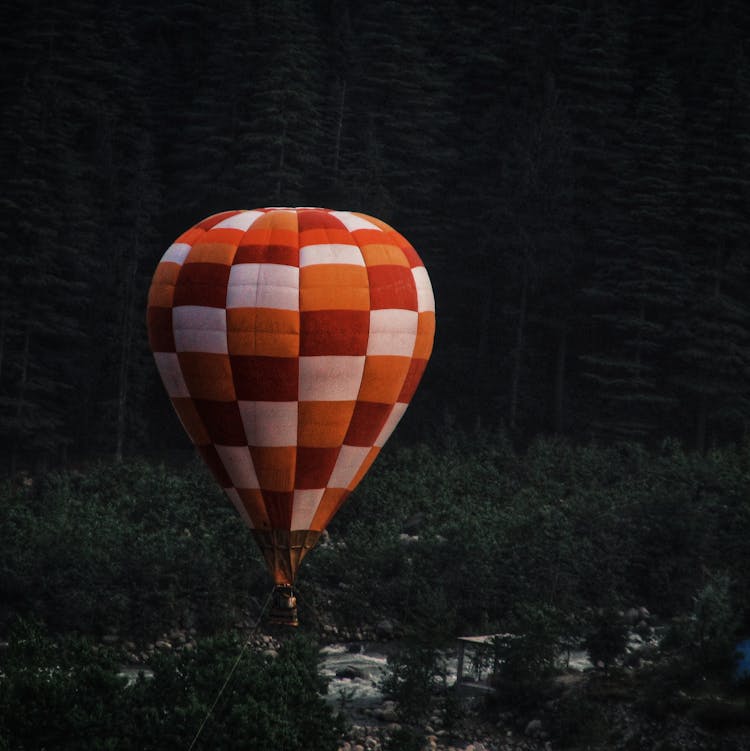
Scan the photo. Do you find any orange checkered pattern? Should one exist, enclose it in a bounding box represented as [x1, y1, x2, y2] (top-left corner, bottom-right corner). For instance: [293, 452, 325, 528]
[147, 208, 435, 583]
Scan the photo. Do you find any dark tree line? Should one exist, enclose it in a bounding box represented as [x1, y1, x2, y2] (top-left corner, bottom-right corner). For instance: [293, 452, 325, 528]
[2, 0, 750, 471]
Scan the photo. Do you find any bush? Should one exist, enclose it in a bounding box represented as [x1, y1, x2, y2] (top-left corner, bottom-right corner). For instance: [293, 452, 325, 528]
[381, 640, 446, 722]
[0, 620, 343, 751]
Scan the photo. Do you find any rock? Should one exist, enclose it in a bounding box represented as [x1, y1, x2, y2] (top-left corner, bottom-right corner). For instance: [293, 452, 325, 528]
[124, 640, 136, 651]
[402, 511, 426, 535]
[336, 665, 366, 680]
[623, 651, 641, 668]
[377, 701, 398, 723]
[376, 619, 396, 639]
[354, 745, 365, 751]
[624, 607, 640, 624]
[525, 719, 543, 737]
[636, 619, 651, 635]
[102, 634, 119, 645]
[154, 640, 172, 650]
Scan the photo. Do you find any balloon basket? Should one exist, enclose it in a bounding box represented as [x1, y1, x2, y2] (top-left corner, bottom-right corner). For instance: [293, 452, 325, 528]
[268, 585, 298, 627]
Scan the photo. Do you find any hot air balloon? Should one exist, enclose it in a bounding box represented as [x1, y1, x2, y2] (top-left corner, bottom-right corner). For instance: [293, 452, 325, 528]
[147, 207, 435, 624]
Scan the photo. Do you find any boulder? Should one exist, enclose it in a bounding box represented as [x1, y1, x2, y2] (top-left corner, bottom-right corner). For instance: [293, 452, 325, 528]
[376, 619, 396, 639]
[336, 665, 366, 680]
[401, 511, 426, 535]
[525, 719, 543, 737]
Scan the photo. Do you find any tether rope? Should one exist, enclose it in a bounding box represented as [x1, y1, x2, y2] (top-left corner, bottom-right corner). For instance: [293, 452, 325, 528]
[186, 588, 274, 751]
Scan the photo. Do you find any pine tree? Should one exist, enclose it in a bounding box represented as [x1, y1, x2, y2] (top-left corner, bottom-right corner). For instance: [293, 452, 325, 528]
[582, 71, 685, 439]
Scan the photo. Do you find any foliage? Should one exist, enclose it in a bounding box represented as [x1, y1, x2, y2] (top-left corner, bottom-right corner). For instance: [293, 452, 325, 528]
[0, 459, 266, 637]
[490, 603, 567, 709]
[0, 621, 342, 751]
[3, 434, 750, 644]
[380, 640, 446, 722]
[584, 608, 629, 672]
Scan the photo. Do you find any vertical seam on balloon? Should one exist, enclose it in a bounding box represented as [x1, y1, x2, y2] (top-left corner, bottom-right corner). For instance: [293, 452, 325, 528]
[230, 211, 263, 523]
[291, 207, 301, 531]
[357, 216, 413, 435]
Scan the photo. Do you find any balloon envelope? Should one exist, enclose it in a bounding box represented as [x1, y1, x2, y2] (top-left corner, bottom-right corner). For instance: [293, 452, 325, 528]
[147, 207, 435, 585]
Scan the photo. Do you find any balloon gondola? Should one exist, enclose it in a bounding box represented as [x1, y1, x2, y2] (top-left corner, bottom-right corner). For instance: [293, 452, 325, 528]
[147, 207, 435, 625]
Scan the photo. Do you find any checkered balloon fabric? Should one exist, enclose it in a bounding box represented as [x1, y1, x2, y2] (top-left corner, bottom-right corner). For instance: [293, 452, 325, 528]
[147, 208, 435, 584]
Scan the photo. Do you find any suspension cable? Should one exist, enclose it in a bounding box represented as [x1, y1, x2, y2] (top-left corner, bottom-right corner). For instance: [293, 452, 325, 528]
[186, 588, 274, 751]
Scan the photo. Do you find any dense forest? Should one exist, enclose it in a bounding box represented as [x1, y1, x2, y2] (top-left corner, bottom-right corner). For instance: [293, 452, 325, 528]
[2, 0, 750, 472]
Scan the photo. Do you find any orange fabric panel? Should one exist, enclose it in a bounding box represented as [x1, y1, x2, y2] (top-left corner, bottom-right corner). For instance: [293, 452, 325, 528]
[177, 353, 236, 401]
[174, 226, 206, 245]
[171, 397, 210, 445]
[357, 355, 412, 404]
[226, 308, 300, 357]
[310, 487, 349, 531]
[413, 311, 436, 359]
[299, 265, 370, 310]
[359, 243, 410, 267]
[148, 263, 181, 307]
[250, 446, 296, 492]
[237, 488, 273, 530]
[298, 400, 356, 447]
[186, 241, 237, 266]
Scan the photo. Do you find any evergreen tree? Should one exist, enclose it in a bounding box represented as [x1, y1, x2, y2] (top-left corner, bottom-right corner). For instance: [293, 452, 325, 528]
[583, 71, 685, 439]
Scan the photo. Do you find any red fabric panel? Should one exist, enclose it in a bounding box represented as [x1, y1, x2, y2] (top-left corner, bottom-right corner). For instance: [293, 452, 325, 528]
[147, 307, 175, 351]
[295, 446, 339, 489]
[299, 310, 369, 356]
[173, 263, 231, 307]
[344, 401, 393, 446]
[298, 208, 346, 230]
[193, 399, 246, 445]
[234, 244, 299, 266]
[398, 358, 429, 403]
[367, 265, 418, 310]
[261, 490, 294, 528]
[230, 356, 299, 401]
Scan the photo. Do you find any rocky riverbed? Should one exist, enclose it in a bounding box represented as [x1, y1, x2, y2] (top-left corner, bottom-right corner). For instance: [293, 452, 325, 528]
[99, 609, 750, 751]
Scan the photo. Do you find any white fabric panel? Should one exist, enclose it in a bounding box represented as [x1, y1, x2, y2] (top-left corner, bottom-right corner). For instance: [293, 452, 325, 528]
[374, 403, 408, 447]
[328, 445, 372, 488]
[299, 356, 365, 401]
[291, 489, 325, 529]
[411, 266, 435, 313]
[299, 244, 365, 267]
[225, 487, 255, 529]
[173, 306, 228, 353]
[239, 401, 298, 447]
[329, 211, 381, 233]
[367, 309, 419, 356]
[215, 445, 260, 489]
[161, 242, 191, 265]
[153, 352, 190, 398]
[213, 211, 264, 231]
[226, 263, 299, 310]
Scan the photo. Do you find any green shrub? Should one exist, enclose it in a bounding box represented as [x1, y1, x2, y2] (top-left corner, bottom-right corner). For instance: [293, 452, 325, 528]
[0, 621, 343, 751]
